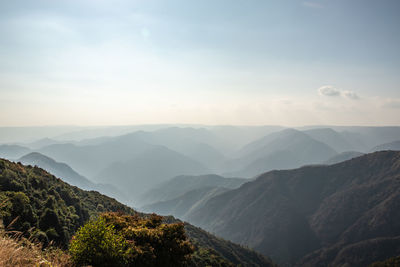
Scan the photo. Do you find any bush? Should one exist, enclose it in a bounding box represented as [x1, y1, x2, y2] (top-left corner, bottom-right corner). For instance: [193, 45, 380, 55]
[69, 216, 127, 267]
[69, 212, 194, 267]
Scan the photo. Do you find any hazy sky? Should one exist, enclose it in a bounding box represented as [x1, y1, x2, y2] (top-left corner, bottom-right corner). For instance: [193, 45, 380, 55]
[0, 0, 399, 126]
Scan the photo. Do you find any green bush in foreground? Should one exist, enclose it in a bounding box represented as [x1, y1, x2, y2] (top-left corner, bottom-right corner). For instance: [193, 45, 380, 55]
[69, 212, 194, 267]
[69, 216, 127, 266]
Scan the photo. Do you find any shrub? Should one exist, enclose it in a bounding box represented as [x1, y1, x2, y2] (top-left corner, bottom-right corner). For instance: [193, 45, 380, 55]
[69, 212, 194, 267]
[69, 216, 127, 267]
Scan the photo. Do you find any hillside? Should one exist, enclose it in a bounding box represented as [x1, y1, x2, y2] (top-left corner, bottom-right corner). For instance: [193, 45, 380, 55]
[303, 128, 355, 153]
[324, 151, 364, 165]
[0, 159, 134, 246]
[0, 158, 273, 266]
[19, 152, 95, 189]
[18, 152, 127, 203]
[187, 151, 400, 266]
[142, 186, 230, 219]
[95, 146, 209, 199]
[371, 140, 400, 152]
[140, 174, 246, 205]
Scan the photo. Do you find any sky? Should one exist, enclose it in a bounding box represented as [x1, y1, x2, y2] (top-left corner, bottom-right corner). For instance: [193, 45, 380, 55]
[0, 0, 399, 126]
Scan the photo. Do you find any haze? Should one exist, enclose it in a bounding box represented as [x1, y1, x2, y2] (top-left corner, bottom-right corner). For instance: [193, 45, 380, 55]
[1, 0, 400, 126]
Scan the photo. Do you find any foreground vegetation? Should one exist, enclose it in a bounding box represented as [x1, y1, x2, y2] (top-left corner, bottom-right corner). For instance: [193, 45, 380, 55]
[70, 212, 193, 266]
[0, 227, 71, 266]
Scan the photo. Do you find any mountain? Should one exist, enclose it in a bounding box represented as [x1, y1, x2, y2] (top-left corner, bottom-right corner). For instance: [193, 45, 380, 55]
[0, 158, 134, 246]
[205, 125, 286, 153]
[330, 126, 400, 151]
[0, 144, 31, 159]
[142, 186, 230, 219]
[324, 151, 364, 165]
[227, 128, 337, 177]
[140, 174, 246, 205]
[0, 158, 274, 266]
[24, 137, 62, 149]
[38, 128, 223, 177]
[17, 152, 126, 203]
[370, 140, 400, 152]
[337, 130, 371, 152]
[19, 152, 94, 189]
[38, 138, 156, 178]
[112, 128, 227, 172]
[303, 128, 355, 153]
[187, 151, 400, 266]
[95, 146, 209, 201]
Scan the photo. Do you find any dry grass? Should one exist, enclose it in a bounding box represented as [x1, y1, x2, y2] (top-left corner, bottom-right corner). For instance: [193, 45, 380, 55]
[0, 199, 72, 266]
[0, 232, 72, 267]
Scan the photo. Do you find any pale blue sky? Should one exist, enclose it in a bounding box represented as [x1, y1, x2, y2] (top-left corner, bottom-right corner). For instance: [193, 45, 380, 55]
[0, 0, 399, 126]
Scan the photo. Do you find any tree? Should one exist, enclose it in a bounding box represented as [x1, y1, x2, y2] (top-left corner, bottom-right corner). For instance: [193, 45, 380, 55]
[69, 212, 194, 267]
[69, 216, 127, 267]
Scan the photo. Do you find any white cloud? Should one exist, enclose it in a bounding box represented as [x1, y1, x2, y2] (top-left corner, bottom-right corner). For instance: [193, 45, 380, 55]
[342, 90, 359, 100]
[318, 85, 341, 96]
[318, 85, 359, 100]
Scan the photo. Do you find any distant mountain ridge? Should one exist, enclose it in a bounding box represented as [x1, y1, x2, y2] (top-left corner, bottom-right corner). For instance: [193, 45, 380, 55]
[142, 186, 230, 219]
[140, 174, 246, 205]
[19, 152, 94, 189]
[140, 174, 248, 220]
[18, 152, 127, 203]
[370, 140, 400, 152]
[303, 128, 355, 153]
[95, 146, 209, 201]
[226, 128, 338, 177]
[0, 144, 31, 159]
[324, 151, 364, 165]
[2, 126, 399, 208]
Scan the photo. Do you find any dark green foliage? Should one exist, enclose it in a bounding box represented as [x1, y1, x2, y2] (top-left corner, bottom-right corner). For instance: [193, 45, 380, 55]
[190, 246, 234, 267]
[183, 222, 275, 267]
[0, 159, 134, 247]
[70, 212, 194, 267]
[69, 216, 127, 267]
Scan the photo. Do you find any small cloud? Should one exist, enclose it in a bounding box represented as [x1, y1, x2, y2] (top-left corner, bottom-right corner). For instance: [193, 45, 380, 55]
[382, 98, 400, 109]
[317, 85, 359, 100]
[318, 85, 341, 97]
[302, 1, 323, 8]
[342, 90, 359, 100]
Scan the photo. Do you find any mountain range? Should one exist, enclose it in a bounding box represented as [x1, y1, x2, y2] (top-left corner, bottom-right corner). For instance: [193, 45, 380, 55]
[17, 152, 127, 203]
[225, 129, 337, 177]
[140, 174, 246, 205]
[2, 125, 400, 209]
[185, 151, 400, 266]
[140, 174, 247, 219]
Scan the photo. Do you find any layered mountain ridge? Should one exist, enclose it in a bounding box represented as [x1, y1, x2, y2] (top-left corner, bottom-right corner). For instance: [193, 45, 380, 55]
[185, 151, 400, 266]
